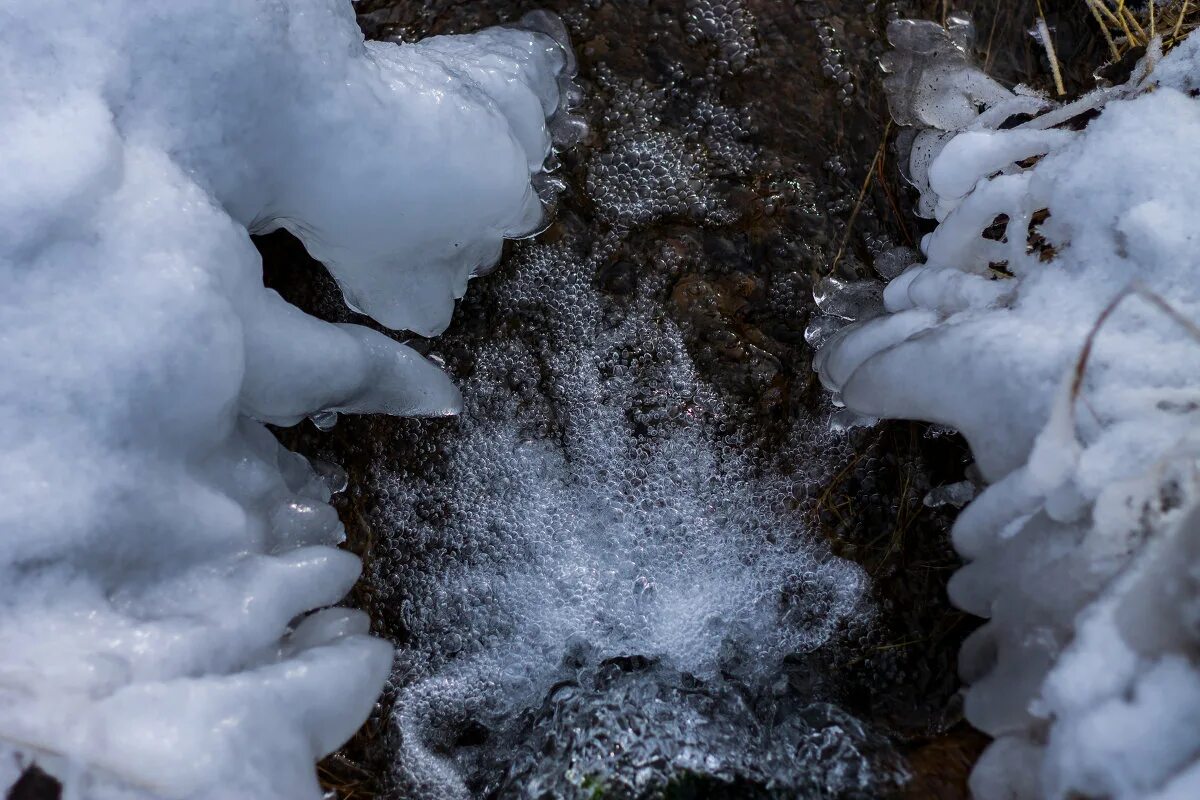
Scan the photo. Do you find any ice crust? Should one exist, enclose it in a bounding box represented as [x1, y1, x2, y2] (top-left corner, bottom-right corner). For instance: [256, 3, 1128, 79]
[0, 2, 574, 797]
[818, 19, 1200, 800]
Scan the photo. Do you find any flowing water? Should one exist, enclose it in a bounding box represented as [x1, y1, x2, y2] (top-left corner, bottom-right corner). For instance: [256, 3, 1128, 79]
[260, 0, 1013, 796]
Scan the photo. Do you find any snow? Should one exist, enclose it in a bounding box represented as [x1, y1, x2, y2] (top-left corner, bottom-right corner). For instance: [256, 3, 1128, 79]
[0, 1, 576, 797]
[817, 19, 1200, 800]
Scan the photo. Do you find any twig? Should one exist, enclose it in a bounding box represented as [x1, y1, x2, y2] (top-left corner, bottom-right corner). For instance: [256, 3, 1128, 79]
[1085, 0, 1122, 61]
[1037, 16, 1067, 96]
[831, 120, 891, 273]
[1070, 281, 1200, 423]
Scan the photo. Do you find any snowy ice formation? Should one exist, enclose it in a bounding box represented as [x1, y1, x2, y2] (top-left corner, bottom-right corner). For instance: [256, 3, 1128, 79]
[816, 15, 1200, 800]
[0, 1, 578, 797]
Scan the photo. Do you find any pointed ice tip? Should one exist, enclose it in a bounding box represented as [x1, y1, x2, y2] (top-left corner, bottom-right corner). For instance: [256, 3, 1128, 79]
[390, 355, 464, 418]
[324, 326, 465, 419]
[416, 380, 464, 419]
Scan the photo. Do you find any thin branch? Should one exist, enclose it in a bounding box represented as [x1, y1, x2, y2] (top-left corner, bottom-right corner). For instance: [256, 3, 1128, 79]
[1071, 281, 1200, 425]
[832, 120, 892, 274]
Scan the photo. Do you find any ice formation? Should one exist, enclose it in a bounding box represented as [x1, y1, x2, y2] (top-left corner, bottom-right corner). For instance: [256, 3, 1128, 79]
[815, 15, 1200, 800]
[0, 1, 578, 797]
[368, 232, 885, 799]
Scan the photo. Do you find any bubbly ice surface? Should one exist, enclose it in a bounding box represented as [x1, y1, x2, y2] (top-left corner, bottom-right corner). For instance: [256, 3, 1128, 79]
[365, 233, 882, 798]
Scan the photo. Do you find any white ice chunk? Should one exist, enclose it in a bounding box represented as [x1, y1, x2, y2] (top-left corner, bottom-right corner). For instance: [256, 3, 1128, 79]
[818, 24, 1200, 799]
[0, 0, 576, 797]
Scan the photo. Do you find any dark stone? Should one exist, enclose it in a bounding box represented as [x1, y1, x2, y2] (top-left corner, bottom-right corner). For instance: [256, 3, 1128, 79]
[7, 766, 61, 800]
[596, 260, 638, 295]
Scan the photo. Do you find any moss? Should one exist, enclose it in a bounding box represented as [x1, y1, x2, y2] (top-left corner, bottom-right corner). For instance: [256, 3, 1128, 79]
[581, 774, 607, 800]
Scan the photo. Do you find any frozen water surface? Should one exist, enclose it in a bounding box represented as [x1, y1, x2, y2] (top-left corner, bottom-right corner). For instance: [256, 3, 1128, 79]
[366, 237, 892, 798]
[293, 2, 982, 796]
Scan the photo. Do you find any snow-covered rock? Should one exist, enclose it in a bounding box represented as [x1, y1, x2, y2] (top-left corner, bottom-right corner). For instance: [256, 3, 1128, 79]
[0, 1, 576, 797]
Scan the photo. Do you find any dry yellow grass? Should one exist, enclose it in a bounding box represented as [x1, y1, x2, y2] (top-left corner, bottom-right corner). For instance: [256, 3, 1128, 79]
[1084, 0, 1200, 54]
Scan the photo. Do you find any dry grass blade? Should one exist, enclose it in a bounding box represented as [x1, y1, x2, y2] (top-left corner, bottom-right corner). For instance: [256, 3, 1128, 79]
[831, 120, 892, 273]
[1084, 0, 1200, 54]
[1086, 0, 1123, 60]
[319, 752, 379, 800]
[1070, 281, 1200, 432]
[1037, 15, 1068, 95]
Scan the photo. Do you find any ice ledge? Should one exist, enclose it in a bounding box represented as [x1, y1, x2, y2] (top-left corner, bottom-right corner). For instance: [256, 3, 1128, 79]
[814, 20, 1200, 800]
[0, 1, 579, 797]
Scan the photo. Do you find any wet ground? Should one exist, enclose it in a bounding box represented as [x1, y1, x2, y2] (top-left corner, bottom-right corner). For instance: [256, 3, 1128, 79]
[258, 1, 1104, 797]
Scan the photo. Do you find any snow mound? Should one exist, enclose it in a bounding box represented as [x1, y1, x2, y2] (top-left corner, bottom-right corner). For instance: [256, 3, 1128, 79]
[816, 18, 1200, 800]
[0, 1, 577, 797]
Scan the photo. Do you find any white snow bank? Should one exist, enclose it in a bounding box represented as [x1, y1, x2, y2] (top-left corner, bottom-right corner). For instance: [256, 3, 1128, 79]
[0, 1, 576, 797]
[817, 17, 1200, 800]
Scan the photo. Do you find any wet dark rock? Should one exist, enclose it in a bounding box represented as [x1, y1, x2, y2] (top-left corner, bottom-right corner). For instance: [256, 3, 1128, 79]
[6, 766, 60, 800]
[597, 260, 639, 295]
